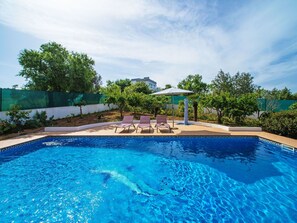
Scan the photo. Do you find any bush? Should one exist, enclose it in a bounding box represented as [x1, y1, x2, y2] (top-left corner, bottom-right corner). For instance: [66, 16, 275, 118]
[199, 113, 217, 122]
[25, 111, 54, 128]
[6, 105, 31, 132]
[289, 102, 297, 110]
[0, 120, 16, 135]
[222, 117, 236, 126]
[261, 110, 297, 139]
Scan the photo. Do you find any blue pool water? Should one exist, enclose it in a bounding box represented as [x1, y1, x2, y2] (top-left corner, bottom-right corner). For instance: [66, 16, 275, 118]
[0, 136, 297, 222]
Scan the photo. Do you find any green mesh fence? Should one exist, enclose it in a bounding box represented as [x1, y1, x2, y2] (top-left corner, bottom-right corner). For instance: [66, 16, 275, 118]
[257, 99, 297, 112]
[0, 88, 104, 111]
[172, 96, 186, 104]
[172, 96, 296, 111]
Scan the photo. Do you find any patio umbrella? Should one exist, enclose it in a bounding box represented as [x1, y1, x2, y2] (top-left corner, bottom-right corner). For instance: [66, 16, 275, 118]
[151, 87, 193, 127]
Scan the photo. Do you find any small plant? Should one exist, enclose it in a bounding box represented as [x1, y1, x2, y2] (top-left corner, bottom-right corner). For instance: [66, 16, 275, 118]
[25, 111, 54, 128]
[74, 100, 86, 118]
[0, 119, 15, 135]
[6, 105, 31, 133]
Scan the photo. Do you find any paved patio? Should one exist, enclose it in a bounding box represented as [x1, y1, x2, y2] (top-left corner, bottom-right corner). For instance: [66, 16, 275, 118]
[1, 122, 296, 149]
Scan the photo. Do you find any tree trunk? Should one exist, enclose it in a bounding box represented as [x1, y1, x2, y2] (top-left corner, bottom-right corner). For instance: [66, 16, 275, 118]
[79, 106, 83, 118]
[120, 107, 123, 119]
[193, 101, 198, 121]
[154, 107, 159, 117]
[217, 110, 222, 124]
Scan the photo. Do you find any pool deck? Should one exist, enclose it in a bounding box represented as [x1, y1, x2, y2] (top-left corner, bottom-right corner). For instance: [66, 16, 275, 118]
[1, 122, 296, 150]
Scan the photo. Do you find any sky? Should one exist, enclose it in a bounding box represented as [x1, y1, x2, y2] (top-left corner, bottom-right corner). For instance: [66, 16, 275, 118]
[0, 0, 297, 91]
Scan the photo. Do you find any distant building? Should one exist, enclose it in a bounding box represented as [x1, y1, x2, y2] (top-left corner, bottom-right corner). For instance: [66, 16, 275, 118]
[131, 77, 157, 91]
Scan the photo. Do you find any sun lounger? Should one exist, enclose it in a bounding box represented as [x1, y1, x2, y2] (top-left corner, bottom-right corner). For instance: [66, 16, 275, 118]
[114, 116, 135, 133]
[155, 115, 171, 133]
[136, 116, 152, 133]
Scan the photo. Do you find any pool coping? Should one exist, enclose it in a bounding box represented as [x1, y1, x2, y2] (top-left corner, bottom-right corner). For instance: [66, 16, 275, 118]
[1, 134, 296, 152]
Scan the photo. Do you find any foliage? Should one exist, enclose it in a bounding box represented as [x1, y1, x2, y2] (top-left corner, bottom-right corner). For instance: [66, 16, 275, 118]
[106, 79, 131, 92]
[202, 92, 230, 124]
[18, 42, 101, 93]
[0, 120, 15, 135]
[126, 82, 152, 94]
[25, 111, 54, 128]
[164, 84, 172, 89]
[102, 84, 127, 118]
[6, 105, 31, 132]
[225, 93, 258, 124]
[198, 113, 217, 122]
[202, 92, 258, 124]
[257, 87, 297, 100]
[140, 95, 168, 117]
[211, 70, 234, 94]
[177, 101, 194, 119]
[211, 70, 256, 96]
[289, 102, 297, 110]
[74, 100, 87, 117]
[260, 110, 297, 139]
[177, 74, 207, 121]
[177, 74, 208, 94]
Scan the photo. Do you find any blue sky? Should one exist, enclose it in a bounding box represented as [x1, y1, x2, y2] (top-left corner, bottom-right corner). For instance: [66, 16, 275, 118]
[0, 0, 297, 91]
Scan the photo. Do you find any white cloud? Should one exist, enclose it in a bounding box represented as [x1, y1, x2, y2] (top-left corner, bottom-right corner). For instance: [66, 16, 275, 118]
[0, 0, 297, 90]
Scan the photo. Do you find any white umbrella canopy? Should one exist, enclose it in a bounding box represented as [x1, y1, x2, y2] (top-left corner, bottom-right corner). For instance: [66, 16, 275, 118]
[151, 87, 194, 96]
[151, 87, 194, 127]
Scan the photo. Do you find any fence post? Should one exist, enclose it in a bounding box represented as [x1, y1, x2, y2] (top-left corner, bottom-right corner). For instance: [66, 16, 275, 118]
[0, 88, 2, 112]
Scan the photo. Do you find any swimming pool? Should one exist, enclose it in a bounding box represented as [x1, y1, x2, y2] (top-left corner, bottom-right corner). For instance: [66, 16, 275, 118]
[0, 136, 296, 222]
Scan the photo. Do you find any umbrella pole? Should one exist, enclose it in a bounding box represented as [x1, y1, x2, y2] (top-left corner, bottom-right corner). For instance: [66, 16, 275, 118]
[171, 96, 174, 127]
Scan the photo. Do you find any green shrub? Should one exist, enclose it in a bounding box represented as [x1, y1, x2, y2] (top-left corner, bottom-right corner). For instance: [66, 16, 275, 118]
[222, 117, 236, 126]
[0, 120, 16, 135]
[289, 102, 297, 110]
[25, 111, 54, 128]
[261, 110, 297, 139]
[6, 105, 31, 132]
[243, 118, 260, 127]
[199, 113, 217, 122]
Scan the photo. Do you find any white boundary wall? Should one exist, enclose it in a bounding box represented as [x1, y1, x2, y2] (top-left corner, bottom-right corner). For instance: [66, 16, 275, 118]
[0, 104, 116, 120]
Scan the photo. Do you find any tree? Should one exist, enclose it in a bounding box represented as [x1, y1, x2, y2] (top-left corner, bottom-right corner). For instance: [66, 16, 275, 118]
[74, 100, 87, 117]
[177, 74, 207, 94]
[202, 92, 230, 124]
[140, 95, 168, 117]
[126, 82, 152, 94]
[211, 70, 234, 94]
[260, 87, 296, 100]
[178, 74, 207, 121]
[18, 42, 101, 93]
[211, 70, 256, 96]
[102, 84, 127, 118]
[226, 93, 258, 124]
[164, 84, 172, 89]
[203, 92, 258, 124]
[107, 79, 131, 92]
[233, 72, 256, 95]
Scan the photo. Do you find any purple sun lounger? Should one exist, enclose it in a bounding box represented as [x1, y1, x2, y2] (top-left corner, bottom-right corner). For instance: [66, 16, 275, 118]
[136, 116, 152, 133]
[155, 115, 172, 133]
[114, 115, 135, 133]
